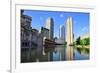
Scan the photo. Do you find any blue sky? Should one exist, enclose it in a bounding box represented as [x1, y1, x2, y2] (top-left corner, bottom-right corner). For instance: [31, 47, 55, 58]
[23, 10, 90, 40]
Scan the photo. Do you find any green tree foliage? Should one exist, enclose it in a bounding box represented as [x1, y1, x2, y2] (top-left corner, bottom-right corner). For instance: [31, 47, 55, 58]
[84, 38, 90, 45]
[80, 39, 87, 45]
[76, 36, 80, 45]
[76, 37, 90, 45]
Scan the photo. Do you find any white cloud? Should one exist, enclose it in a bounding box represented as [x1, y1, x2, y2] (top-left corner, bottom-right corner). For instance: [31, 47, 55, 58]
[60, 14, 64, 18]
[82, 27, 88, 32]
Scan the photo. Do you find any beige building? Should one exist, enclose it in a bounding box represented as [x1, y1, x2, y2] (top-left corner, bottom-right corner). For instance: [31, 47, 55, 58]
[66, 17, 74, 60]
[67, 17, 74, 46]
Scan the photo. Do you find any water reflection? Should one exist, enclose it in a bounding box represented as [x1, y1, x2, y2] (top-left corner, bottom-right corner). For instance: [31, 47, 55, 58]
[74, 47, 89, 60]
[21, 45, 89, 63]
[52, 48, 61, 61]
[66, 46, 74, 60]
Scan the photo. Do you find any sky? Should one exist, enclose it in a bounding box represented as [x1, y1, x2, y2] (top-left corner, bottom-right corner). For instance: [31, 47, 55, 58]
[23, 10, 90, 40]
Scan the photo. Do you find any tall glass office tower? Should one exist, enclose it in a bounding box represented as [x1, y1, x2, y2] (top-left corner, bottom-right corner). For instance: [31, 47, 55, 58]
[46, 17, 54, 39]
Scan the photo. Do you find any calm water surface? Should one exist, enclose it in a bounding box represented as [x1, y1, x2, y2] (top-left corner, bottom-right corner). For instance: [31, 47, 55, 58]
[21, 45, 89, 63]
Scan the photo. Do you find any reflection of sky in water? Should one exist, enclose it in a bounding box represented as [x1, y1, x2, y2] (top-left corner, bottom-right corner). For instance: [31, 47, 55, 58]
[52, 47, 89, 61]
[74, 49, 89, 60]
[21, 46, 89, 62]
[52, 52, 61, 61]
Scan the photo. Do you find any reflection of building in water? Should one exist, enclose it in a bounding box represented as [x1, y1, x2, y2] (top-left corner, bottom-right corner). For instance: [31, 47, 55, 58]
[52, 47, 61, 61]
[46, 17, 54, 39]
[67, 46, 74, 60]
[52, 52, 61, 61]
[48, 46, 66, 61]
[54, 46, 65, 61]
[66, 17, 74, 60]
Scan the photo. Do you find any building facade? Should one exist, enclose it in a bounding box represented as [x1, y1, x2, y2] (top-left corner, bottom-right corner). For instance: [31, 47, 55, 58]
[21, 10, 43, 62]
[21, 11, 32, 49]
[66, 17, 74, 60]
[21, 10, 32, 62]
[59, 25, 65, 41]
[46, 17, 54, 39]
[67, 17, 73, 46]
[40, 27, 49, 39]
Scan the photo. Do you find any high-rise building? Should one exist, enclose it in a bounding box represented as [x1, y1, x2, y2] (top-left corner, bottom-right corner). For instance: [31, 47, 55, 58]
[59, 25, 65, 41]
[67, 17, 73, 46]
[46, 17, 54, 39]
[66, 17, 74, 60]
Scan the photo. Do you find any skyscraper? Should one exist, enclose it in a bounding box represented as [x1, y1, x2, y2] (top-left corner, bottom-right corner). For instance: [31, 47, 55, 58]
[67, 17, 73, 46]
[59, 25, 65, 41]
[66, 17, 74, 60]
[46, 17, 54, 39]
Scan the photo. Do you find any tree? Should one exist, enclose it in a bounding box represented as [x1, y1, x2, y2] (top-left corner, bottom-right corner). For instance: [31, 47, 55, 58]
[80, 37, 90, 45]
[80, 39, 86, 45]
[76, 36, 80, 45]
[85, 37, 90, 45]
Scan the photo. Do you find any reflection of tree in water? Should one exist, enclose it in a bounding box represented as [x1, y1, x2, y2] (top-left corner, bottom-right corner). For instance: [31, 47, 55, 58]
[21, 45, 90, 63]
[76, 47, 89, 55]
